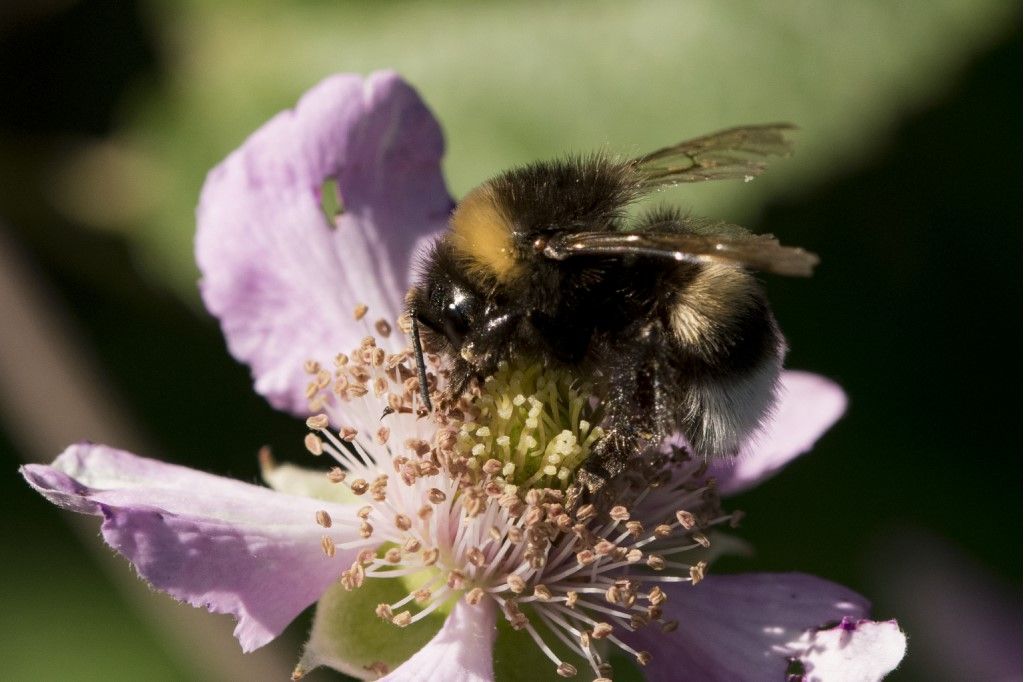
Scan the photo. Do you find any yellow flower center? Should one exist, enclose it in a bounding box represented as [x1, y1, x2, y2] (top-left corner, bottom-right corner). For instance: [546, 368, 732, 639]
[454, 361, 604, 492]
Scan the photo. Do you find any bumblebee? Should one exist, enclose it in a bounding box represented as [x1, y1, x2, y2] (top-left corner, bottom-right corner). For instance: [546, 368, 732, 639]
[408, 124, 818, 493]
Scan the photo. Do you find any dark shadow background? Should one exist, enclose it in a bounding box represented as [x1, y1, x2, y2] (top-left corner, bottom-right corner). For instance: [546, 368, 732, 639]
[0, 2, 1019, 680]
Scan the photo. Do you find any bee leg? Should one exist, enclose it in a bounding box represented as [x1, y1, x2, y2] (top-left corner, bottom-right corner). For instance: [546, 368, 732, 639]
[579, 340, 669, 497]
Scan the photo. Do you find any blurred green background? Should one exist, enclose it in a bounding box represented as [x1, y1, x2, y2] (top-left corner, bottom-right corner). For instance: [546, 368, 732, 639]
[0, 1, 1019, 680]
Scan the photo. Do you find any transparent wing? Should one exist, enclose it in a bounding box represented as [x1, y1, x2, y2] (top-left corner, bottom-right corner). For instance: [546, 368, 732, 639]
[542, 229, 819, 277]
[632, 124, 796, 188]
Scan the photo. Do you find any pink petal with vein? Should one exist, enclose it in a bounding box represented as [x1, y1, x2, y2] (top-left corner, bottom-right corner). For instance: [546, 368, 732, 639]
[21, 443, 359, 651]
[197, 71, 452, 415]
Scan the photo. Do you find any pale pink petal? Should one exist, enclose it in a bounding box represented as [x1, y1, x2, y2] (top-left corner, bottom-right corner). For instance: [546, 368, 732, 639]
[196, 70, 453, 416]
[21, 443, 361, 652]
[791, 618, 907, 682]
[712, 371, 847, 496]
[623, 573, 868, 681]
[382, 599, 497, 682]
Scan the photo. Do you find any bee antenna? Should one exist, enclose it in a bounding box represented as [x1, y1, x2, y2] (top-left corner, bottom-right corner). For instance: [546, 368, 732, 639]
[410, 311, 433, 413]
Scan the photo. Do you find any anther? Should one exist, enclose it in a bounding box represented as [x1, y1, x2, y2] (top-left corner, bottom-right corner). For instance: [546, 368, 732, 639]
[315, 510, 332, 528]
[428, 488, 447, 504]
[375, 319, 392, 338]
[609, 505, 630, 521]
[575, 503, 597, 522]
[375, 603, 393, 620]
[565, 591, 578, 608]
[306, 414, 330, 430]
[676, 510, 696, 529]
[321, 536, 336, 558]
[465, 587, 485, 605]
[690, 560, 707, 585]
[636, 651, 653, 666]
[350, 479, 369, 495]
[692, 532, 711, 548]
[467, 548, 485, 567]
[406, 438, 431, 456]
[395, 514, 412, 531]
[422, 548, 439, 566]
[556, 662, 577, 678]
[447, 570, 466, 589]
[304, 433, 324, 456]
[353, 304, 368, 320]
[340, 427, 358, 442]
[646, 554, 666, 570]
[391, 611, 412, 628]
[592, 622, 613, 639]
[506, 574, 526, 593]
[359, 521, 373, 538]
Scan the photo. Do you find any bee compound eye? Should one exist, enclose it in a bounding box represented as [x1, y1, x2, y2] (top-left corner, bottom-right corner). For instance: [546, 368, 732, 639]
[443, 289, 474, 346]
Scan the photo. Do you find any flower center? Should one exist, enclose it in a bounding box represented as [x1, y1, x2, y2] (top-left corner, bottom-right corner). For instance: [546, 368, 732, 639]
[295, 311, 743, 681]
[455, 361, 603, 493]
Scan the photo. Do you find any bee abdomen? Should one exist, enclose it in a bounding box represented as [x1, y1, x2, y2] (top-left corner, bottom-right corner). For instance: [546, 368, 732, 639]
[666, 263, 785, 456]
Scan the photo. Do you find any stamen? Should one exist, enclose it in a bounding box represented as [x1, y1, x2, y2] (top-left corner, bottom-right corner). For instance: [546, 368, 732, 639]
[321, 536, 336, 558]
[296, 335, 741, 679]
[304, 433, 324, 456]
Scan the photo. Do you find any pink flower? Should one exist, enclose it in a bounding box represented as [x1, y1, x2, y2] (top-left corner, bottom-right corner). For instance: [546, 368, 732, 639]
[21, 72, 906, 681]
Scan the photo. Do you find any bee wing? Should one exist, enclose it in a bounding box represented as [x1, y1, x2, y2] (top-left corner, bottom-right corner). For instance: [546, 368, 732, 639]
[632, 124, 796, 188]
[542, 229, 819, 277]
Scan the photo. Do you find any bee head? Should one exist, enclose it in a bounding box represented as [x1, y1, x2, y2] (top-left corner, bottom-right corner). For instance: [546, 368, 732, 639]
[409, 241, 523, 372]
[409, 155, 636, 379]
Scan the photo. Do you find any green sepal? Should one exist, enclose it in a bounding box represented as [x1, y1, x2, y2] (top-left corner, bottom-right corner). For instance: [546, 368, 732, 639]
[295, 577, 451, 679]
[261, 458, 359, 505]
